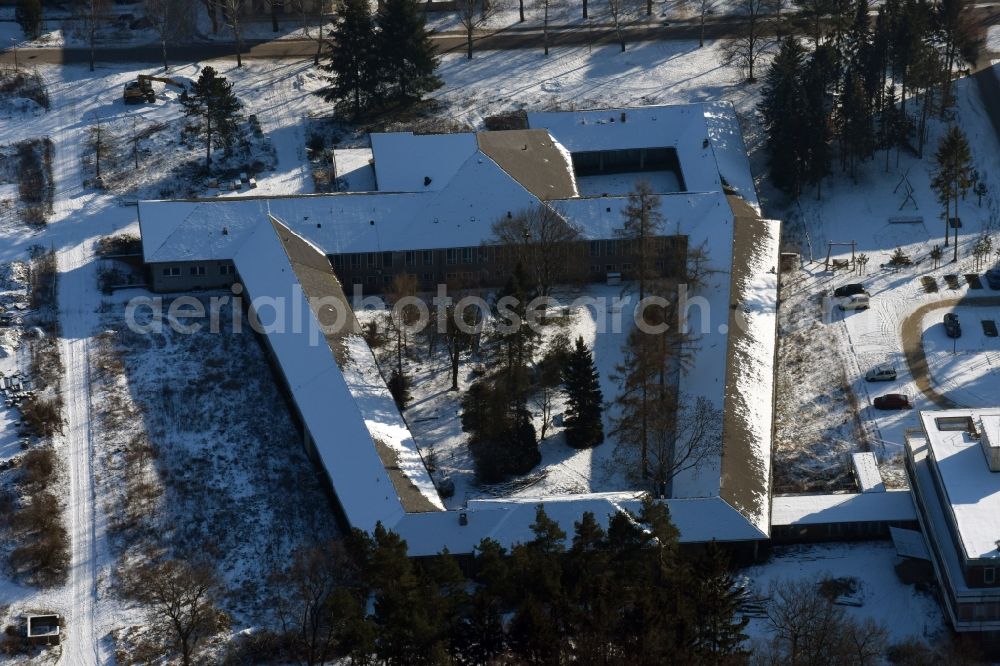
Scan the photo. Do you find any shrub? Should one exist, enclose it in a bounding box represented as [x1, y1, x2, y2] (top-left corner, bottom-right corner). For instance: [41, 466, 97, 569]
[388, 368, 410, 410]
[20, 395, 63, 438]
[20, 446, 55, 487]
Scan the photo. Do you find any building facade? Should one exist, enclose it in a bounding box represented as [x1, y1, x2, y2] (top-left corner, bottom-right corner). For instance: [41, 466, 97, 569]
[905, 409, 1000, 635]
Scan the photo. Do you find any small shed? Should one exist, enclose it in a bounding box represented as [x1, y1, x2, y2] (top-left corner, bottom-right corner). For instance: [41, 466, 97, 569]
[26, 614, 61, 646]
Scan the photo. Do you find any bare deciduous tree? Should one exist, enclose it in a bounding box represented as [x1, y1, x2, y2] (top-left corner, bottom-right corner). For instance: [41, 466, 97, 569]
[271, 540, 365, 666]
[291, 0, 329, 65]
[722, 0, 772, 82]
[490, 204, 583, 297]
[220, 0, 247, 67]
[646, 395, 721, 495]
[124, 559, 230, 666]
[607, 0, 639, 52]
[75, 0, 111, 72]
[145, 0, 196, 71]
[760, 578, 889, 666]
[457, 0, 501, 59]
[697, 0, 717, 47]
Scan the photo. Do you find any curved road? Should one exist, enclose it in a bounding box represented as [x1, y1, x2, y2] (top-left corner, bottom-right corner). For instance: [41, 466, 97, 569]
[900, 295, 1000, 409]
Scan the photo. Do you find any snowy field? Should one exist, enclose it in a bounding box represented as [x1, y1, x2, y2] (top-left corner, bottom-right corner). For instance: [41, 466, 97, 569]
[743, 542, 946, 646]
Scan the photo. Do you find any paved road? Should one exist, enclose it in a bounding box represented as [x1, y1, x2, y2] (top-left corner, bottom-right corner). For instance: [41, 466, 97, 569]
[0, 18, 751, 67]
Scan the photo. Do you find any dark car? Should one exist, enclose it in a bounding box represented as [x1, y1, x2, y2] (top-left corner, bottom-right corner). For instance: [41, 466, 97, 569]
[874, 393, 911, 410]
[944, 313, 961, 338]
[833, 283, 867, 298]
[986, 267, 1000, 290]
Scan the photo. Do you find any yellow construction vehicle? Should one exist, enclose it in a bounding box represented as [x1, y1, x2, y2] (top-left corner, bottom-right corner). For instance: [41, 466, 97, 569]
[123, 74, 186, 104]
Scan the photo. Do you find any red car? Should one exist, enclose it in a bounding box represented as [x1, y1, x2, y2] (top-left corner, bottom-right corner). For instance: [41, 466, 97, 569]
[874, 394, 911, 410]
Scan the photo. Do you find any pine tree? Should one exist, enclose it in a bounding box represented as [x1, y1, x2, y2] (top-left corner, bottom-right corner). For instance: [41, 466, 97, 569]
[376, 0, 442, 104]
[759, 37, 808, 196]
[932, 125, 974, 256]
[562, 336, 604, 449]
[455, 539, 510, 663]
[318, 0, 377, 117]
[508, 506, 569, 663]
[178, 66, 242, 171]
[802, 44, 838, 198]
[692, 542, 750, 662]
[364, 523, 450, 665]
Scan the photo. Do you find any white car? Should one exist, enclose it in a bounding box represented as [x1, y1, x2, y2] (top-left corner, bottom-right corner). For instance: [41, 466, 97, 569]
[865, 365, 896, 382]
[839, 294, 870, 311]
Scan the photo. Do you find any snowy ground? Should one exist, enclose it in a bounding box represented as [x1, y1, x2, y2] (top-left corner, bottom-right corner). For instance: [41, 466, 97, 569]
[923, 304, 1000, 405]
[92, 291, 341, 624]
[361, 283, 639, 509]
[742, 542, 946, 647]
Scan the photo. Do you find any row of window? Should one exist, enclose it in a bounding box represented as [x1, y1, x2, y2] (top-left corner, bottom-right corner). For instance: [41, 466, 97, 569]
[333, 248, 501, 270]
[160, 264, 235, 278]
[349, 270, 507, 288]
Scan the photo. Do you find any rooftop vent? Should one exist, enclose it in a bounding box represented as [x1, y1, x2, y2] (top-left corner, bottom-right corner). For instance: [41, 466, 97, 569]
[424, 176, 432, 186]
[459, 512, 468, 526]
[703, 138, 710, 149]
[222, 227, 229, 236]
[369, 220, 375, 226]
[317, 223, 322, 228]
[620, 112, 626, 123]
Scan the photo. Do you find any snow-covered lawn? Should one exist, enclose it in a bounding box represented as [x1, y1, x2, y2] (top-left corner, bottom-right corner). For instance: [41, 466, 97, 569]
[743, 542, 946, 646]
[363, 283, 640, 509]
[91, 291, 340, 624]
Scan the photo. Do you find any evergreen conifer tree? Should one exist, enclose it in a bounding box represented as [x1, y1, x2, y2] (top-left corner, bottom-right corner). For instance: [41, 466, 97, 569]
[179, 66, 242, 171]
[759, 37, 808, 196]
[692, 541, 750, 662]
[376, 0, 442, 103]
[562, 336, 604, 449]
[319, 0, 377, 117]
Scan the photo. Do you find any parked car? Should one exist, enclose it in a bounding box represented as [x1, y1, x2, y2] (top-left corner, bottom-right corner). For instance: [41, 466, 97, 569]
[839, 294, 870, 311]
[865, 365, 897, 382]
[833, 283, 868, 298]
[943, 313, 961, 338]
[874, 393, 911, 410]
[986, 267, 1000, 290]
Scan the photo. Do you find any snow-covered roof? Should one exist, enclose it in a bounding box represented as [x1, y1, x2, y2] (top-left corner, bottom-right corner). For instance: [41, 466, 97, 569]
[771, 491, 916, 526]
[231, 217, 441, 530]
[919, 407, 1000, 561]
[851, 452, 886, 493]
[393, 493, 768, 557]
[527, 102, 760, 209]
[139, 154, 543, 260]
[370, 132, 478, 192]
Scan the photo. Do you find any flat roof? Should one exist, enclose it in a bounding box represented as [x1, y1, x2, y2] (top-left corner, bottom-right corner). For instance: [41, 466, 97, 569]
[771, 491, 916, 526]
[920, 408, 1000, 560]
[851, 452, 886, 493]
